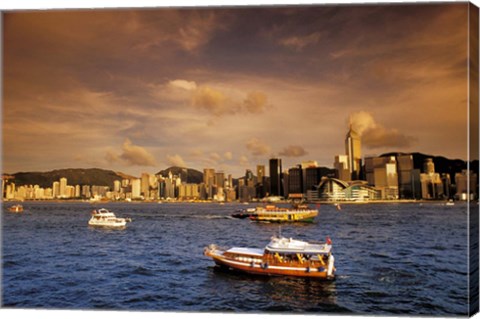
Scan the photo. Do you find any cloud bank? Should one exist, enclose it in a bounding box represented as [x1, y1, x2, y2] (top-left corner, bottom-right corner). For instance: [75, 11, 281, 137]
[348, 111, 417, 149]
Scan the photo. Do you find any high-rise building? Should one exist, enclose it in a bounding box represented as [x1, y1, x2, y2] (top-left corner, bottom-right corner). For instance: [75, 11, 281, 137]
[334, 155, 350, 181]
[52, 181, 60, 198]
[455, 169, 478, 200]
[345, 126, 362, 180]
[420, 159, 443, 199]
[203, 168, 215, 198]
[256, 165, 265, 184]
[305, 167, 322, 191]
[141, 173, 150, 198]
[288, 165, 303, 194]
[215, 172, 225, 188]
[59, 177, 68, 198]
[397, 154, 414, 199]
[131, 179, 141, 199]
[269, 158, 282, 196]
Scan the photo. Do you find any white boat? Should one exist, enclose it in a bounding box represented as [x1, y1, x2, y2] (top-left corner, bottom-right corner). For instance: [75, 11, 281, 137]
[205, 236, 335, 279]
[88, 208, 130, 228]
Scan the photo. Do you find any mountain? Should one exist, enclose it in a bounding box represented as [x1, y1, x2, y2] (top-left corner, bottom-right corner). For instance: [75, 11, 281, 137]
[156, 167, 204, 184]
[8, 168, 126, 188]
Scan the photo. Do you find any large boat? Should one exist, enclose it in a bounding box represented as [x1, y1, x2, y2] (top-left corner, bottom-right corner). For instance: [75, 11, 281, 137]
[204, 236, 335, 279]
[88, 208, 131, 228]
[8, 204, 24, 213]
[232, 204, 318, 222]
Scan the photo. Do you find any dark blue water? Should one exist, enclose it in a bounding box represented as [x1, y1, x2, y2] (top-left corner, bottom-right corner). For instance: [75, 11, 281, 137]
[2, 201, 471, 315]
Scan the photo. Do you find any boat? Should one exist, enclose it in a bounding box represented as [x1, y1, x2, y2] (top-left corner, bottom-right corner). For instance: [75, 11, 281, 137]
[8, 204, 24, 213]
[88, 208, 131, 228]
[232, 204, 318, 222]
[204, 236, 335, 279]
[445, 200, 455, 206]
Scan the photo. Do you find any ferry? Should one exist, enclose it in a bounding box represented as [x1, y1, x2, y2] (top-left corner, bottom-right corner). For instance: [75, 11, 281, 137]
[232, 204, 318, 222]
[204, 236, 335, 279]
[8, 204, 24, 213]
[88, 208, 131, 228]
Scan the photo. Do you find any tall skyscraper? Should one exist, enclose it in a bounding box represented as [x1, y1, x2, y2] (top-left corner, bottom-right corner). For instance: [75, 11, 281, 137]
[345, 126, 362, 180]
[269, 158, 282, 196]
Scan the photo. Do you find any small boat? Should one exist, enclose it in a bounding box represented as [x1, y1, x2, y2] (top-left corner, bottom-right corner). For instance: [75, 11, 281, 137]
[8, 204, 24, 213]
[88, 208, 130, 228]
[232, 204, 318, 222]
[204, 236, 335, 279]
[445, 200, 455, 206]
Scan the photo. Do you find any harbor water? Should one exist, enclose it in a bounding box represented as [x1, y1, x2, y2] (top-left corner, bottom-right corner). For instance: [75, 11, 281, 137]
[1, 201, 472, 315]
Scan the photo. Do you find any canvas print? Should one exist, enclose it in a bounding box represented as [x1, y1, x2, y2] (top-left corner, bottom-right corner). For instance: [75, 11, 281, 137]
[1, 1, 479, 317]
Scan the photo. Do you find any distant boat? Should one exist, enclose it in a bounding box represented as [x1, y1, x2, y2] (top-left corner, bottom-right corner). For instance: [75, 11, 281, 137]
[445, 200, 455, 206]
[232, 204, 318, 222]
[204, 235, 335, 279]
[335, 203, 342, 211]
[88, 208, 131, 228]
[8, 204, 23, 213]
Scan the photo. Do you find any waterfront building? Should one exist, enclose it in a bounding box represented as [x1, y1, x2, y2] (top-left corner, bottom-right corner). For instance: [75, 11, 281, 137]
[239, 185, 256, 202]
[334, 155, 350, 181]
[397, 154, 415, 199]
[420, 158, 444, 199]
[204, 168, 215, 199]
[345, 126, 362, 180]
[364, 156, 399, 199]
[52, 181, 60, 198]
[288, 165, 303, 194]
[82, 185, 91, 198]
[131, 179, 141, 199]
[5, 183, 15, 200]
[215, 172, 225, 188]
[178, 183, 199, 200]
[141, 173, 150, 198]
[59, 177, 68, 198]
[269, 158, 283, 196]
[317, 177, 379, 201]
[282, 169, 289, 198]
[163, 178, 175, 199]
[455, 169, 478, 200]
[114, 180, 121, 193]
[75, 185, 81, 198]
[305, 167, 322, 192]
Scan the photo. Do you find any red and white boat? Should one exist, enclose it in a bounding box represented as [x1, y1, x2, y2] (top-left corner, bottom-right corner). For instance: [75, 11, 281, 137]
[204, 236, 335, 279]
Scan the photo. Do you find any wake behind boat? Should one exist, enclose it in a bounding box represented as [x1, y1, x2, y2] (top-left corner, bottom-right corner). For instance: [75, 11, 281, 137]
[88, 208, 131, 228]
[204, 236, 335, 279]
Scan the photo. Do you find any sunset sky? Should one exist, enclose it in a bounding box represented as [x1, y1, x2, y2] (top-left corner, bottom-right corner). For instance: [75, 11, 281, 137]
[2, 1, 474, 177]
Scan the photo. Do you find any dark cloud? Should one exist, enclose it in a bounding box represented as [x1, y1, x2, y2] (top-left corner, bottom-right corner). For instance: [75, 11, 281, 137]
[246, 138, 271, 156]
[279, 145, 308, 157]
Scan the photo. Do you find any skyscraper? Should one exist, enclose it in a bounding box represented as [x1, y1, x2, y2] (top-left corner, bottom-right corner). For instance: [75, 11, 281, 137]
[345, 126, 362, 180]
[334, 155, 350, 181]
[59, 177, 68, 198]
[288, 165, 303, 194]
[269, 158, 282, 196]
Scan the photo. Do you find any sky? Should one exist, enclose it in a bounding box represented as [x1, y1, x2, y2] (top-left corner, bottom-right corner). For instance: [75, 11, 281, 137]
[2, 1, 474, 178]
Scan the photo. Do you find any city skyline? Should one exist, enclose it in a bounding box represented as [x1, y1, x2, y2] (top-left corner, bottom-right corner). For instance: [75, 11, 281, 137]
[3, 2, 474, 177]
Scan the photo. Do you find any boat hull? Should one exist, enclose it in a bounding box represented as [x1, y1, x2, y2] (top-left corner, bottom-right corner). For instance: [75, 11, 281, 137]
[249, 210, 318, 223]
[206, 251, 334, 279]
[88, 220, 127, 228]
